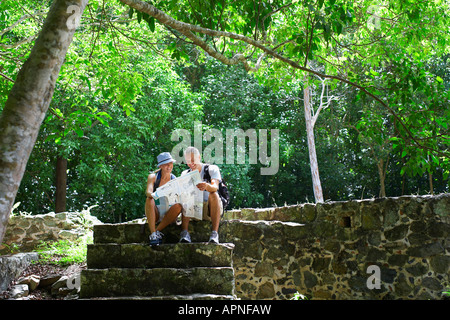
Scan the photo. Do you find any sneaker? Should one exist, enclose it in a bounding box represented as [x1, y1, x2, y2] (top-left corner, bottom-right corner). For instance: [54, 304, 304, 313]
[208, 231, 219, 244]
[179, 230, 191, 243]
[149, 230, 163, 246]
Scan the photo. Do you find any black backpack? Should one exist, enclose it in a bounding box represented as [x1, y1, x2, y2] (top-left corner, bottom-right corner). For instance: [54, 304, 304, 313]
[203, 164, 230, 211]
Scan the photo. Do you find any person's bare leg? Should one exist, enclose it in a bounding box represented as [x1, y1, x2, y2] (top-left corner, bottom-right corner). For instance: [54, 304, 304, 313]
[156, 203, 182, 231]
[181, 212, 190, 232]
[145, 197, 159, 234]
[208, 192, 221, 232]
[179, 212, 191, 242]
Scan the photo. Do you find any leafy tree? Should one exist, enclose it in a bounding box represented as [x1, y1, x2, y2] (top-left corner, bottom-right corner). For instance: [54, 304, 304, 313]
[1, 0, 449, 244]
[119, 0, 449, 200]
[15, 3, 203, 219]
[0, 0, 90, 244]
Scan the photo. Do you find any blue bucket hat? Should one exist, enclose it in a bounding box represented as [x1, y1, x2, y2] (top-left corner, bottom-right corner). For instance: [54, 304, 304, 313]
[157, 152, 176, 167]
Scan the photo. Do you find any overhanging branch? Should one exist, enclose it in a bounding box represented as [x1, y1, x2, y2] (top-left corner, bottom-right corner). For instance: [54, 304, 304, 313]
[117, 0, 448, 157]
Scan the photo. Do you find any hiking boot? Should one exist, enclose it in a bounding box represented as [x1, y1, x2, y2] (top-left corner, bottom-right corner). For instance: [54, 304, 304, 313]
[208, 231, 219, 244]
[149, 230, 163, 246]
[179, 230, 191, 243]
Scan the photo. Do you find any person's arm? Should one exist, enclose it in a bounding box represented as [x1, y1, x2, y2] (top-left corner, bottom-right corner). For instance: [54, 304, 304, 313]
[197, 165, 220, 193]
[196, 179, 218, 193]
[145, 173, 156, 198]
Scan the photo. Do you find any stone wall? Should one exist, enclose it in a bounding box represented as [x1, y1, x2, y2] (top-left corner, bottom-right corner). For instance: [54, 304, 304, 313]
[2, 194, 449, 300]
[220, 194, 450, 300]
[0, 211, 101, 255]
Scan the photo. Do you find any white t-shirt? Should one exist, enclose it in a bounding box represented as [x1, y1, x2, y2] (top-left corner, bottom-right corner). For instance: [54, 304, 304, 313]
[182, 164, 222, 202]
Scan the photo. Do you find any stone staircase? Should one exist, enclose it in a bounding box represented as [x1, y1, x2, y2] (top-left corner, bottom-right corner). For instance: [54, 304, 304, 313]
[80, 221, 236, 300]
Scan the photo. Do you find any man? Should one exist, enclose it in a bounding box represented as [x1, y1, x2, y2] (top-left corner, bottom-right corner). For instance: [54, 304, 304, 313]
[179, 146, 222, 244]
[145, 152, 183, 246]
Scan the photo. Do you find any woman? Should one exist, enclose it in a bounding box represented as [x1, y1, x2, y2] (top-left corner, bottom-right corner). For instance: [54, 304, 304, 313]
[145, 152, 182, 246]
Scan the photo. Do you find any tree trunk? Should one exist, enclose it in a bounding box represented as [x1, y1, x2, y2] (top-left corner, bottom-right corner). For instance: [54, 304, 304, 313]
[401, 156, 406, 195]
[55, 156, 68, 213]
[0, 0, 88, 244]
[429, 172, 434, 195]
[377, 159, 386, 198]
[303, 86, 324, 203]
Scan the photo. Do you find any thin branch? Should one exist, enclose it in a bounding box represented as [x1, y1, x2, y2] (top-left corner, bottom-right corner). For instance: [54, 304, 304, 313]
[0, 72, 14, 83]
[0, 11, 45, 50]
[0, 12, 46, 37]
[107, 19, 172, 59]
[310, 77, 341, 127]
[261, 1, 296, 25]
[89, 0, 106, 59]
[0, 35, 37, 49]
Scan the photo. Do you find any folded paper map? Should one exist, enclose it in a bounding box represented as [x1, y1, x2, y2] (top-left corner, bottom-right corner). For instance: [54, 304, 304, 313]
[151, 170, 203, 220]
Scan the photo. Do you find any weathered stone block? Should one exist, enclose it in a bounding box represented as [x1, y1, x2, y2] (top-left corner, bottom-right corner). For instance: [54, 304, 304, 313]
[421, 277, 443, 291]
[382, 198, 400, 228]
[380, 267, 397, 284]
[323, 240, 341, 254]
[312, 221, 336, 238]
[361, 204, 382, 230]
[406, 262, 428, 277]
[254, 262, 274, 277]
[331, 261, 347, 274]
[303, 271, 318, 288]
[394, 273, 413, 297]
[430, 194, 450, 218]
[407, 232, 430, 246]
[430, 255, 450, 274]
[233, 240, 263, 260]
[10, 284, 29, 299]
[426, 221, 449, 238]
[93, 221, 212, 244]
[311, 257, 331, 272]
[80, 267, 235, 298]
[17, 275, 40, 291]
[302, 203, 317, 222]
[87, 242, 234, 269]
[407, 242, 445, 257]
[387, 254, 409, 267]
[367, 231, 382, 246]
[0, 252, 39, 291]
[366, 247, 387, 262]
[256, 281, 275, 299]
[15, 217, 31, 229]
[384, 224, 409, 241]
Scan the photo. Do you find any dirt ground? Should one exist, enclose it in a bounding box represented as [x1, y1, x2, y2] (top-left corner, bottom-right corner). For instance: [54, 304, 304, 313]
[0, 262, 86, 300]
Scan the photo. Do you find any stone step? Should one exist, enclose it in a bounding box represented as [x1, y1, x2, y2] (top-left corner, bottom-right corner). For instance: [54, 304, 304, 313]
[86, 242, 235, 269]
[80, 267, 235, 299]
[93, 220, 307, 246]
[93, 221, 212, 244]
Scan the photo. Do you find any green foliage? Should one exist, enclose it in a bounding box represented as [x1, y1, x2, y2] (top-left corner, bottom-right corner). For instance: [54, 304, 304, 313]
[443, 289, 450, 298]
[290, 291, 309, 300]
[35, 234, 92, 266]
[1, 242, 20, 255]
[3, 0, 450, 222]
[0, 1, 49, 108]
